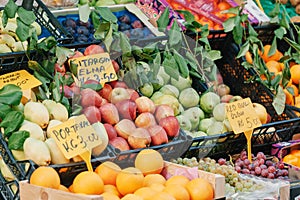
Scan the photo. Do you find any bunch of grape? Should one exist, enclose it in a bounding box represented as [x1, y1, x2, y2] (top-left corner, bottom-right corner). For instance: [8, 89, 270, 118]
[234, 150, 289, 180]
[171, 157, 264, 195]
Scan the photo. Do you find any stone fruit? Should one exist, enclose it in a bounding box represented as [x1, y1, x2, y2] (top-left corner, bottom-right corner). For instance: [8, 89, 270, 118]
[46, 120, 62, 138]
[182, 107, 205, 130]
[115, 99, 137, 120]
[139, 83, 154, 97]
[135, 112, 157, 128]
[213, 103, 227, 121]
[82, 106, 101, 124]
[147, 125, 169, 145]
[159, 84, 180, 98]
[80, 88, 103, 108]
[153, 94, 180, 115]
[170, 75, 192, 91]
[216, 83, 230, 97]
[109, 137, 130, 151]
[176, 115, 192, 131]
[91, 122, 109, 157]
[24, 102, 49, 129]
[72, 171, 104, 195]
[154, 104, 175, 122]
[95, 161, 121, 186]
[23, 137, 51, 166]
[19, 121, 45, 141]
[128, 128, 151, 149]
[109, 87, 130, 104]
[104, 123, 117, 140]
[253, 103, 268, 124]
[98, 83, 112, 100]
[159, 116, 180, 137]
[135, 149, 164, 175]
[200, 92, 220, 113]
[30, 166, 60, 189]
[198, 117, 216, 132]
[135, 96, 156, 114]
[115, 119, 136, 139]
[179, 87, 200, 108]
[45, 138, 70, 165]
[99, 103, 120, 125]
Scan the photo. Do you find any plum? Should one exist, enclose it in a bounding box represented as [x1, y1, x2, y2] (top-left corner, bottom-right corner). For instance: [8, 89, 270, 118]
[118, 14, 131, 24]
[131, 20, 143, 29]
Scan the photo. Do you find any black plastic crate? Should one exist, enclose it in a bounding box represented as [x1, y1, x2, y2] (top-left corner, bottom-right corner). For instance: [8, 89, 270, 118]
[112, 129, 193, 168]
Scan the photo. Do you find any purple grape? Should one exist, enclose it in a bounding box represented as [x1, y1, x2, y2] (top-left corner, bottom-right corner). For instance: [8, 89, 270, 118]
[277, 162, 285, 169]
[255, 166, 262, 175]
[256, 152, 266, 160]
[240, 150, 247, 157]
[268, 173, 275, 179]
[241, 155, 247, 161]
[259, 158, 265, 165]
[244, 159, 250, 166]
[266, 160, 274, 167]
[63, 18, 76, 29]
[261, 169, 269, 177]
[248, 163, 255, 170]
[235, 166, 241, 173]
[260, 164, 267, 169]
[250, 171, 256, 175]
[268, 166, 276, 173]
[131, 20, 144, 29]
[282, 169, 289, 176]
[242, 168, 250, 174]
[218, 158, 226, 165]
[252, 160, 259, 168]
[276, 169, 283, 177]
[119, 14, 131, 24]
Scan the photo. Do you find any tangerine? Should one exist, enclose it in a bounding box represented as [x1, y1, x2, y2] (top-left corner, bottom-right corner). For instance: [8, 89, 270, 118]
[289, 84, 299, 97]
[73, 171, 104, 195]
[134, 149, 164, 175]
[163, 184, 190, 200]
[134, 187, 157, 200]
[101, 192, 121, 200]
[121, 194, 143, 200]
[284, 88, 294, 105]
[103, 184, 121, 197]
[116, 167, 144, 196]
[29, 166, 60, 189]
[290, 64, 300, 84]
[58, 184, 69, 192]
[68, 184, 74, 192]
[151, 191, 176, 200]
[149, 183, 165, 192]
[165, 175, 190, 187]
[283, 154, 300, 167]
[261, 45, 281, 62]
[95, 161, 121, 185]
[217, 1, 231, 10]
[143, 174, 166, 187]
[186, 178, 214, 200]
[266, 60, 281, 72]
[245, 51, 253, 64]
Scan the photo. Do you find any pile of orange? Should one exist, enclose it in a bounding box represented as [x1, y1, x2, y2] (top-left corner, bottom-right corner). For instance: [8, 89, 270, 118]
[246, 44, 300, 107]
[283, 150, 300, 167]
[29, 149, 215, 200]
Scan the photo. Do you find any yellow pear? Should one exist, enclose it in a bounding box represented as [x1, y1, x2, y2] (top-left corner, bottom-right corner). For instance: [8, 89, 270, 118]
[45, 138, 70, 165]
[23, 137, 51, 166]
[24, 102, 49, 129]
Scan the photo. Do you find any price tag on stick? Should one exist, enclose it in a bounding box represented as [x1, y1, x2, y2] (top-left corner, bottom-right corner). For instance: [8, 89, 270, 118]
[0, 70, 41, 90]
[49, 115, 102, 171]
[225, 98, 262, 162]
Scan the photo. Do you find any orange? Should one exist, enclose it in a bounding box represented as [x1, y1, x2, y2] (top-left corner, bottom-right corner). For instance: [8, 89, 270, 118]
[245, 51, 253, 64]
[217, 1, 231, 11]
[291, 150, 300, 157]
[279, 62, 285, 71]
[283, 154, 300, 167]
[290, 64, 300, 84]
[143, 174, 166, 187]
[121, 194, 143, 200]
[29, 166, 60, 189]
[186, 178, 214, 200]
[165, 175, 190, 187]
[266, 60, 281, 72]
[284, 88, 294, 105]
[68, 184, 74, 192]
[116, 167, 144, 196]
[103, 184, 121, 197]
[101, 192, 121, 200]
[163, 184, 190, 200]
[151, 191, 176, 200]
[72, 171, 104, 195]
[134, 187, 157, 200]
[95, 161, 122, 185]
[261, 45, 281, 62]
[149, 183, 165, 192]
[134, 149, 164, 175]
[289, 84, 299, 97]
[58, 184, 69, 192]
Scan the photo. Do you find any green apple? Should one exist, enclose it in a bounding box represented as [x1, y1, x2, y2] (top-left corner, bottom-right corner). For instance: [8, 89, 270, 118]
[170, 75, 192, 91]
[176, 115, 192, 131]
[159, 84, 180, 98]
[95, 0, 115, 6]
[179, 87, 200, 108]
[139, 83, 154, 97]
[198, 117, 216, 132]
[200, 92, 220, 114]
[182, 107, 205, 130]
[150, 91, 164, 102]
[213, 103, 227, 121]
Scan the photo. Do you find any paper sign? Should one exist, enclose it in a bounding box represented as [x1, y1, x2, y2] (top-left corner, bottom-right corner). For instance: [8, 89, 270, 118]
[0, 70, 42, 90]
[225, 98, 262, 134]
[69, 53, 118, 85]
[48, 115, 102, 159]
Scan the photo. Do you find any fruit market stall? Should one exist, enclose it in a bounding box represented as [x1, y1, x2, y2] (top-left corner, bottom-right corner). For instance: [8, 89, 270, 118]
[1, 0, 300, 199]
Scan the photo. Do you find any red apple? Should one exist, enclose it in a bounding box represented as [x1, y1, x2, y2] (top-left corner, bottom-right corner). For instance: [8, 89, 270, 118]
[109, 81, 128, 89]
[127, 88, 140, 101]
[135, 112, 157, 128]
[147, 125, 168, 146]
[98, 83, 113, 101]
[112, 60, 120, 73]
[82, 106, 101, 124]
[99, 103, 120, 125]
[109, 137, 130, 151]
[80, 88, 103, 108]
[135, 96, 156, 114]
[115, 99, 137, 120]
[109, 87, 130, 104]
[114, 119, 136, 139]
[104, 123, 117, 140]
[221, 94, 234, 103]
[84, 79, 100, 85]
[54, 63, 66, 74]
[61, 85, 74, 98]
[69, 50, 84, 59]
[84, 44, 105, 56]
[159, 116, 180, 137]
[70, 84, 80, 95]
[128, 128, 151, 149]
[154, 105, 175, 122]
[266, 113, 271, 123]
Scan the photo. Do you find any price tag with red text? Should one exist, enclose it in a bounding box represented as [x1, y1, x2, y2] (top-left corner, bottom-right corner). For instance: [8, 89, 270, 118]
[0, 70, 41, 90]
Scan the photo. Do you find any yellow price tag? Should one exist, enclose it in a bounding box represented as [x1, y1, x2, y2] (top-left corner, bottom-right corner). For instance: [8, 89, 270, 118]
[68, 53, 117, 86]
[0, 70, 41, 90]
[225, 98, 262, 161]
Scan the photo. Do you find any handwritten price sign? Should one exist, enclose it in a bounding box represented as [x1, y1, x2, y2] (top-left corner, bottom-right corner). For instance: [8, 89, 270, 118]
[225, 98, 262, 134]
[48, 115, 102, 159]
[0, 70, 41, 90]
[69, 53, 117, 85]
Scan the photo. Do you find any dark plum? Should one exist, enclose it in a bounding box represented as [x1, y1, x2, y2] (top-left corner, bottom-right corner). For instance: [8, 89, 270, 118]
[131, 20, 144, 29]
[78, 20, 91, 28]
[76, 34, 89, 43]
[76, 26, 90, 36]
[130, 28, 144, 39]
[63, 18, 77, 29]
[119, 22, 131, 31]
[65, 26, 76, 35]
[118, 14, 131, 24]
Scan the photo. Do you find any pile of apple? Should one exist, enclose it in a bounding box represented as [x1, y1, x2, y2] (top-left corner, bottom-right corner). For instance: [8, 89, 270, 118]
[64, 79, 181, 152]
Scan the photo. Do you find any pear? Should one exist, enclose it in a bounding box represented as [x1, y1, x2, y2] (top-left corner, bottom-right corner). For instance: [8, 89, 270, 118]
[153, 94, 180, 115]
[21, 89, 37, 105]
[152, 75, 164, 91]
[91, 122, 109, 157]
[198, 117, 216, 133]
[43, 100, 68, 122]
[176, 115, 192, 131]
[23, 137, 51, 166]
[150, 91, 164, 102]
[19, 121, 45, 141]
[11, 150, 26, 161]
[32, 21, 42, 36]
[179, 88, 200, 108]
[213, 103, 227, 121]
[46, 120, 62, 138]
[24, 102, 49, 129]
[207, 121, 228, 143]
[159, 84, 180, 98]
[0, 33, 15, 47]
[45, 138, 70, 165]
[170, 75, 192, 91]
[0, 155, 14, 181]
[0, 44, 11, 53]
[182, 107, 205, 130]
[200, 92, 221, 114]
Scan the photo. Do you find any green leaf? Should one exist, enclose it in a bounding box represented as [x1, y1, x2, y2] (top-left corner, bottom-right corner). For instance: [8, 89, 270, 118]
[81, 83, 102, 91]
[176, 10, 195, 23]
[272, 86, 285, 115]
[16, 18, 31, 42]
[284, 37, 300, 52]
[268, 38, 277, 57]
[4, 0, 18, 18]
[248, 24, 258, 37]
[0, 104, 12, 120]
[268, 3, 280, 17]
[237, 41, 249, 58]
[103, 23, 113, 52]
[17, 8, 36, 26]
[78, 3, 91, 23]
[233, 21, 243, 45]
[169, 21, 182, 49]
[94, 22, 110, 40]
[271, 74, 281, 87]
[274, 27, 286, 40]
[91, 11, 100, 30]
[2, 11, 8, 28]
[279, 11, 290, 29]
[223, 17, 235, 33]
[0, 111, 24, 137]
[8, 130, 30, 150]
[152, 53, 161, 77]
[157, 7, 170, 31]
[205, 50, 222, 61]
[186, 51, 198, 72]
[95, 7, 117, 23]
[173, 50, 189, 78]
[286, 86, 295, 96]
[56, 46, 74, 66]
[0, 84, 22, 106]
[28, 60, 53, 80]
[120, 32, 131, 55]
[162, 57, 179, 80]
